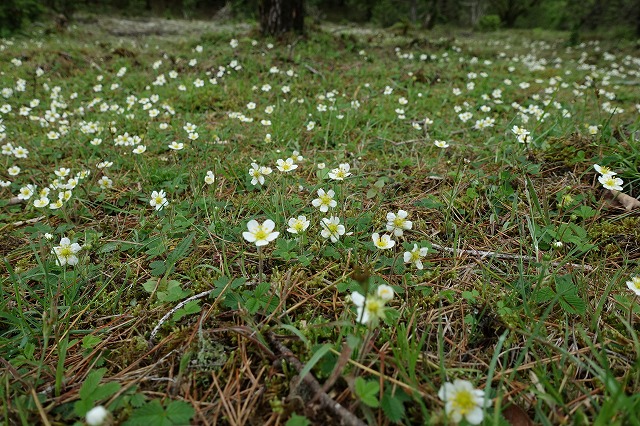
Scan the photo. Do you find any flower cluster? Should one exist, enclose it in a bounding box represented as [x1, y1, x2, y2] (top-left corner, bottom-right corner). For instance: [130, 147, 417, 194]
[351, 284, 394, 325]
[594, 163, 623, 191]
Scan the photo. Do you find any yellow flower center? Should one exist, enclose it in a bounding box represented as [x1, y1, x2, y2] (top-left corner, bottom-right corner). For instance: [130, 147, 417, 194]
[393, 217, 405, 227]
[452, 389, 475, 415]
[154, 196, 164, 204]
[411, 250, 421, 261]
[365, 298, 384, 317]
[59, 247, 73, 257]
[327, 223, 338, 233]
[375, 239, 386, 248]
[254, 227, 268, 240]
[320, 194, 332, 204]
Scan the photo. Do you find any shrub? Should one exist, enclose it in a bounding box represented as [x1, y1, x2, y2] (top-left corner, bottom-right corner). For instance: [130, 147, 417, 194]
[477, 14, 500, 32]
[0, 0, 43, 36]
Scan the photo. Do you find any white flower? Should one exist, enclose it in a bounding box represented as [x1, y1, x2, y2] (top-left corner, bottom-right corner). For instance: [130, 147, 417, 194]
[404, 244, 428, 269]
[249, 163, 272, 186]
[351, 292, 386, 325]
[312, 188, 337, 212]
[168, 141, 184, 150]
[276, 158, 298, 172]
[17, 184, 35, 200]
[287, 215, 310, 234]
[594, 164, 616, 176]
[372, 233, 395, 250]
[132, 145, 146, 154]
[328, 163, 351, 180]
[386, 210, 412, 236]
[320, 216, 345, 242]
[97, 176, 113, 189]
[149, 190, 168, 211]
[377, 284, 394, 302]
[243, 219, 279, 247]
[86, 405, 109, 426]
[52, 237, 82, 266]
[434, 140, 450, 148]
[598, 175, 623, 191]
[204, 170, 215, 185]
[44, 232, 53, 240]
[8, 165, 20, 176]
[34, 197, 50, 208]
[627, 276, 640, 296]
[438, 379, 490, 425]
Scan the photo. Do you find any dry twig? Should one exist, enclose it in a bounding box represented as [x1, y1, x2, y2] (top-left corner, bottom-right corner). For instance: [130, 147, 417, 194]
[267, 333, 366, 426]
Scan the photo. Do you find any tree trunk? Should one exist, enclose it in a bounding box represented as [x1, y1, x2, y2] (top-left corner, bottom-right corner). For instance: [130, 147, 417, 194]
[259, 0, 304, 36]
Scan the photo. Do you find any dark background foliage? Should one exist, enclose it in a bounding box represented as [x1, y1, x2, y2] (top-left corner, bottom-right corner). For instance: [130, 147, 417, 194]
[1, 0, 639, 37]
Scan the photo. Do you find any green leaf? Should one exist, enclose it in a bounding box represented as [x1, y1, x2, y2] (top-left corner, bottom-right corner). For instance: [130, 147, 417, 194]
[354, 377, 380, 408]
[286, 413, 311, 426]
[165, 400, 195, 424]
[79, 368, 106, 400]
[381, 390, 405, 423]
[142, 280, 157, 294]
[297, 344, 332, 387]
[165, 233, 195, 267]
[555, 275, 586, 315]
[534, 287, 555, 303]
[172, 300, 201, 322]
[157, 280, 190, 303]
[123, 399, 193, 426]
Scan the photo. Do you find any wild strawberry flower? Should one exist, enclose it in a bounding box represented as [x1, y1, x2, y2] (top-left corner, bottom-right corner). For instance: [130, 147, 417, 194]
[204, 170, 215, 185]
[377, 284, 394, 301]
[404, 244, 429, 269]
[320, 216, 345, 242]
[17, 184, 35, 200]
[372, 233, 395, 250]
[52, 237, 82, 266]
[243, 219, 279, 247]
[312, 189, 337, 212]
[438, 379, 491, 425]
[434, 140, 450, 148]
[386, 210, 412, 236]
[598, 175, 623, 191]
[34, 197, 49, 208]
[248, 163, 272, 186]
[287, 215, 310, 234]
[276, 158, 298, 172]
[351, 286, 394, 325]
[328, 163, 351, 180]
[627, 276, 640, 296]
[149, 190, 169, 211]
[86, 405, 109, 426]
[594, 164, 616, 176]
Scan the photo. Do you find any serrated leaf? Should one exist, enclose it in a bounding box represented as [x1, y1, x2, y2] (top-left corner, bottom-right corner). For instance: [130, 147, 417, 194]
[558, 292, 586, 314]
[123, 400, 168, 426]
[165, 400, 194, 424]
[172, 300, 201, 322]
[534, 287, 555, 303]
[91, 382, 121, 401]
[354, 377, 379, 407]
[381, 391, 405, 422]
[79, 368, 106, 400]
[165, 233, 195, 267]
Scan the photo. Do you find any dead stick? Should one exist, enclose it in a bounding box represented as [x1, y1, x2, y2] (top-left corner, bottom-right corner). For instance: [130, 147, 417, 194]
[267, 333, 366, 426]
[430, 243, 594, 271]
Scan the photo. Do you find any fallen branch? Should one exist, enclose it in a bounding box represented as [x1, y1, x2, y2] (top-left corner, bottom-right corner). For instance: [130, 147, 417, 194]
[430, 243, 594, 271]
[148, 290, 213, 345]
[267, 333, 366, 426]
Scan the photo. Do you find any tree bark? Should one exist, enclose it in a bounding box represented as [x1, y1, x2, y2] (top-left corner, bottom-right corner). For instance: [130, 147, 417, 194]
[259, 0, 304, 36]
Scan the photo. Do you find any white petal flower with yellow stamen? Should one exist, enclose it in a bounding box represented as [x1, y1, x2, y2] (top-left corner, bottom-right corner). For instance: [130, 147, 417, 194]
[149, 190, 168, 211]
[52, 237, 82, 266]
[372, 233, 395, 250]
[320, 216, 345, 242]
[312, 189, 337, 212]
[404, 244, 429, 269]
[627, 276, 640, 296]
[386, 210, 412, 237]
[287, 216, 310, 234]
[438, 379, 490, 425]
[243, 219, 279, 247]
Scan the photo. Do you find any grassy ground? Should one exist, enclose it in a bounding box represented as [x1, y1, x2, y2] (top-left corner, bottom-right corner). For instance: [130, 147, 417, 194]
[1, 15, 640, 426]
